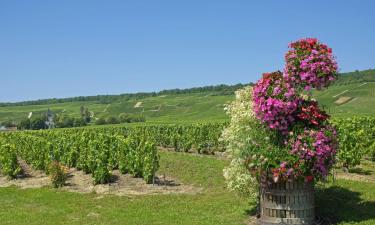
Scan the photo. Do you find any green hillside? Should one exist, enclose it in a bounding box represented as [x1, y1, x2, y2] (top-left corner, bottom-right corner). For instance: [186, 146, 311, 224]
[0, 70, 373, 125]
[313, 82, 375, 117]
[0, 92, 233, 124]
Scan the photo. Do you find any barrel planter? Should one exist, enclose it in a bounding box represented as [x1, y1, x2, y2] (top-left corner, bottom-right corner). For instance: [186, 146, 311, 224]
[258, 178, 315, 225]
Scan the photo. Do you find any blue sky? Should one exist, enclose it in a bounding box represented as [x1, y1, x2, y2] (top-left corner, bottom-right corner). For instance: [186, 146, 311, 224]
[0, 0, 374, 102]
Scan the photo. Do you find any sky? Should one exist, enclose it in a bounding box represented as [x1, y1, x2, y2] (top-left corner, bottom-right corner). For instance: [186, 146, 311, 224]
[0, 1, 374, 102]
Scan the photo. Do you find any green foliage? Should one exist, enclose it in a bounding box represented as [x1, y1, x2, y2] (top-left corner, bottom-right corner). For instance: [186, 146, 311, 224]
[47, 161, 68, 188]
[105, 116, 120, 125]
[88, 138, 112, 184]
[55, 114, 86, 128]
[0, 120, 16, 128]
[333, 69, 375, 85]
[30, 115, 46, 130]
[95, 117, 106, 125]
[17, 118, 30, 130]
[120, 123, 226, 154]
[119, 113, 146, 123]
[141, 141, 159, 183]
[0, 128, 160, 184]
[117, 135, 159, 182]
[333, 117, 375, 169]
[0, 142, 22, 178]
[73, 117, 87, 127]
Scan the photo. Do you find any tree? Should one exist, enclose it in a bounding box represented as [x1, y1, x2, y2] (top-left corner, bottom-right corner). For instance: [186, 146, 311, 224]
[73, 118, 87, 127]
[95, 117, 106, 125]
[105, 116, 119, 124]
[119, 113, 130, 123]
[80, 106, 85, 117]
[1, 120, 16, 128]
[84, 108, 91, 123]
[30, 116, 46, 130]
[18, 118, 31, 130]
[54, 114, 74, 128]
[119, 113, 146, 123]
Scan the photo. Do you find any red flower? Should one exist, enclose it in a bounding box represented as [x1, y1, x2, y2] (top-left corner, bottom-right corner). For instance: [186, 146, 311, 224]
[305, 175, 314, 182]
[296, 100, 329, 127]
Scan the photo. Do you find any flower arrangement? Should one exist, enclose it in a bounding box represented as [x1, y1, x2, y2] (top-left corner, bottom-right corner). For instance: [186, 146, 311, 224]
[223, 38, 339, 198]
[285, 125, 338, 180]
[251, 38, 338, 183]
[295, 100, 330, 127]
[284, 38, 338, 90]
[252, 71, 299, 133]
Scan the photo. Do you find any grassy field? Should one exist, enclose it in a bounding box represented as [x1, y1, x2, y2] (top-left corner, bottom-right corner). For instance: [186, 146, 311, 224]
[0, 151, 374, 225]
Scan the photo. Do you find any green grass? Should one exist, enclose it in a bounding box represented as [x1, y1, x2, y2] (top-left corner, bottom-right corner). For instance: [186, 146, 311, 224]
[316, 179, 375, 225]
[1, 151, 374, 225]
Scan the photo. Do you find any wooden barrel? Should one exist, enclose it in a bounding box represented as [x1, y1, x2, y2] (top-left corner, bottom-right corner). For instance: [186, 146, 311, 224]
[259, 178, 315, 225]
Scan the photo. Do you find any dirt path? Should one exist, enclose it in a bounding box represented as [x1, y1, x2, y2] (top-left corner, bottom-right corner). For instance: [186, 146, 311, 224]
[334, 171, 375, 183]
[0, 158, 50, 189]
[0, 160, 202, 196]
[62, 169, 202, 196]
[157, 146, 229, 160]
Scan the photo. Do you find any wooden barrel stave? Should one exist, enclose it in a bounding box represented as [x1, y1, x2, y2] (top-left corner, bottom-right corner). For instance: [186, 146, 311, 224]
[259, 179, 315, 225]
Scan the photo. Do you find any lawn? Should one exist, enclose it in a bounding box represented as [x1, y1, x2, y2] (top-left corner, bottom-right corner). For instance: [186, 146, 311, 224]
[0, 151, 374, 225]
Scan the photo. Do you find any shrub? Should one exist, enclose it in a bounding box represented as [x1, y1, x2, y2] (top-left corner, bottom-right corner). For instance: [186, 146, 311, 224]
[89, 139, 112, 184]
[48, 161, 68, 188]
[142, 141, 159, 183]
[333, 117, 375, 168]
[106, 116, 120, 125]
[0, 143, 22, 179]
[95, 117, 106, 125]
[73, 118, 87, 127]
[119, 113, 146, 123]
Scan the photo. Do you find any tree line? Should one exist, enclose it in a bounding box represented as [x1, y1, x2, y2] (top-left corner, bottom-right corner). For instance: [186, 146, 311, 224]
[0, 83, 251, 107]
[1, 106, 146, 130]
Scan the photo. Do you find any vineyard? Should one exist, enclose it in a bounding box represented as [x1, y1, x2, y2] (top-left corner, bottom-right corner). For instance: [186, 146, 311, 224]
[1, 117, 374, 185]
[0, 129, 159, 184]
[0, 116, 374, 225]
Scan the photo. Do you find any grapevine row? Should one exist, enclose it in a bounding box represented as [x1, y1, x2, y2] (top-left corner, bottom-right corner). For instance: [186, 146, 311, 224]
[0, 118, 373, 181]
[0, 130, 159, 184]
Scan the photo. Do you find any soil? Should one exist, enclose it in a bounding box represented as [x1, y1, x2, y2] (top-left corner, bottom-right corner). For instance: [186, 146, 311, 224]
[157, 146, 229, 160]
[334, 171, 375, 183]
[333, 163, 375, 183]
[0, 159, 50, 189]
[0, 160, 202, 196]
[62, 169, 202, 196]
[245, 216, 258, 225]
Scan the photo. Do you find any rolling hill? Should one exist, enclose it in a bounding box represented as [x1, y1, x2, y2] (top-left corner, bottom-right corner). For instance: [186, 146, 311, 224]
[0, 70, 373, 124]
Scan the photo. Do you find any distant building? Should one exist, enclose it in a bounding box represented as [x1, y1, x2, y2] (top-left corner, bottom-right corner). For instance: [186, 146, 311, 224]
[45, 108, 55, 129]
[0, 126, 17, 132]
